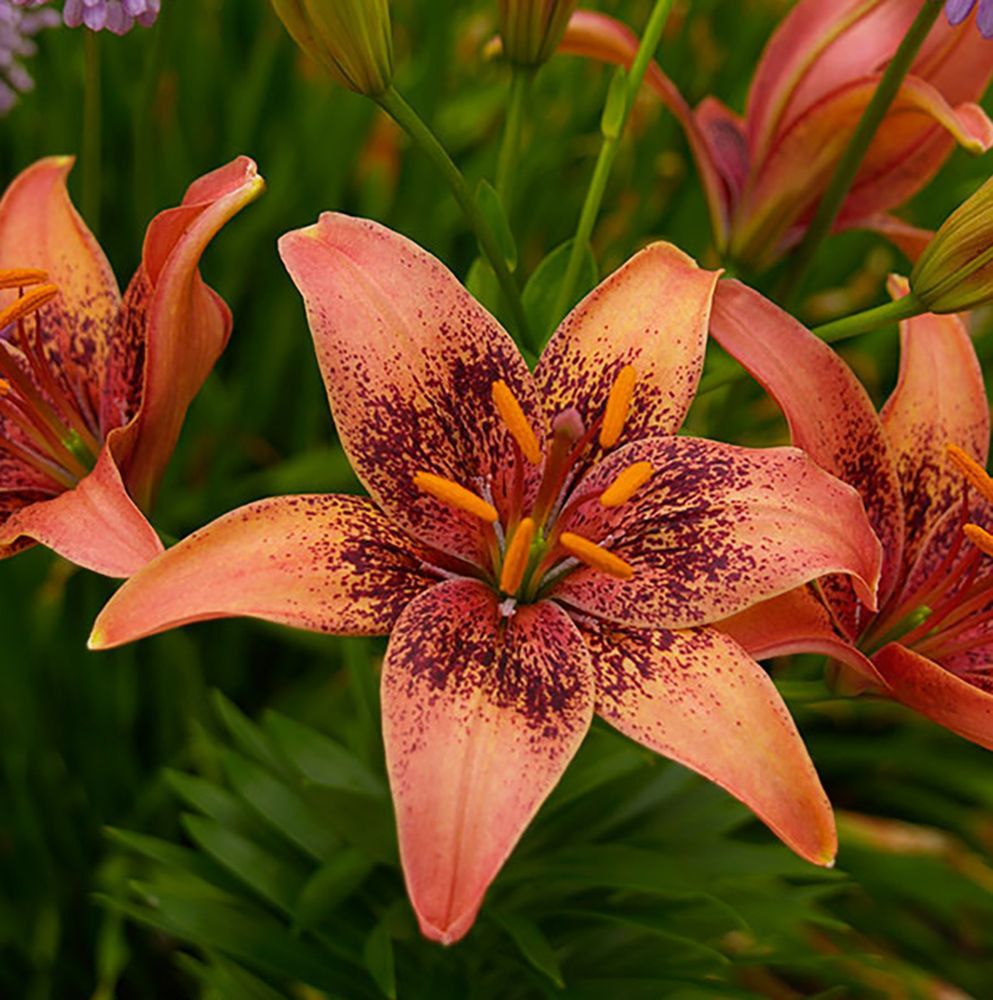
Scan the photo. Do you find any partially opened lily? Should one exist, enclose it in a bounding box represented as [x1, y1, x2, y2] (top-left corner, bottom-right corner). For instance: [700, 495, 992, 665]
[0, 156, 264, 576]
[559, 1, 993, 269]
[89, 215, 881, 944]
[712, 277, 993, 749]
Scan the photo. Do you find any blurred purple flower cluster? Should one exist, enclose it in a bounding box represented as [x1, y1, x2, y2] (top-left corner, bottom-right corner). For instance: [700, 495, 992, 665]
[12, 0, 159, 35]
[0, 0, 58, 115]
[945, 0, 993, 37]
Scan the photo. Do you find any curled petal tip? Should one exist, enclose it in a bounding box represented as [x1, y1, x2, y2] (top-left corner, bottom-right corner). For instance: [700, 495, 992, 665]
[87, 625, 108, 652]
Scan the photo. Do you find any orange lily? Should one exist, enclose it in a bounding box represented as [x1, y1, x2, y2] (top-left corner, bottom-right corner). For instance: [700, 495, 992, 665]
[712, 276, 993, 750]
[88, 215, 881, 944]
[559, 1, 993, 269]
[0, 156, 264, 576]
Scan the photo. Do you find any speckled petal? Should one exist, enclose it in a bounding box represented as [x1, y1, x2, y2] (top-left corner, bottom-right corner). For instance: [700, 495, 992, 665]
[104, 157, 265, 511]
[582, 619, 836, 865]
[551, 436, 881, 630]
[0, 157, 120, 427]
[873, 641, 993, 751]
[710, 280, 903, 636]
[383, 579, 593, 944]
[536, 242, 719, 448]
[0, 444, 162, 577]
[279, 214, 544, 567]
[88, 494, 437, 649]
[881, 275, 990, 572]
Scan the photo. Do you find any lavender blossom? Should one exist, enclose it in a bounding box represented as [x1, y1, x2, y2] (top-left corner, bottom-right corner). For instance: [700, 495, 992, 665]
[12, 0, 160, 35]
[0, 0, 59, 115]
[944, 0, 993, 38]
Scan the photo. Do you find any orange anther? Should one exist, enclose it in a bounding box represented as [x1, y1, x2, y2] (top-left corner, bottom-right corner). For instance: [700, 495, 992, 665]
[964, 523, 993, 558]
[492, 380, 542, 465]
[413, 471, 499, 523]
[499, 517, 535, 595]
[559, 531, 634, 580]
[0, 268, 49, 290]
[600, 461, 653, 508]
[0, 284, 58, 330]
[948, 443, 993, 506]
[599, 364, 637, 449]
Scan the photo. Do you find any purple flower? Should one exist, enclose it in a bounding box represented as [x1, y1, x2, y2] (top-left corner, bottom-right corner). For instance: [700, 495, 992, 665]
[0, 0, 59, 115]
[12, 0, 159, 35]
[944, 0, 993, 38]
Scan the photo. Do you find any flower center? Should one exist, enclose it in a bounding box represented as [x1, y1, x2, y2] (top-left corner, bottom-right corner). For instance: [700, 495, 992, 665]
[412, 365, 652, 603]
[0, 269, 101, 491]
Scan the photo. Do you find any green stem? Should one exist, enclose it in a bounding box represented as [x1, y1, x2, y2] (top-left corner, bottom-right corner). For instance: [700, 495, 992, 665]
[376, 86, 535, 354]
[550, 0, 674, 326]
[82, 31, 102, 230]
[781, 0, 941, 304]
[495, 67, 533, 209]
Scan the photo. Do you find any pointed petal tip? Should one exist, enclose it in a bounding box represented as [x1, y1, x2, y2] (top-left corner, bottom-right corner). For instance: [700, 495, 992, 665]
[416, 908, 476, 946]
[87, 625, 108, 652]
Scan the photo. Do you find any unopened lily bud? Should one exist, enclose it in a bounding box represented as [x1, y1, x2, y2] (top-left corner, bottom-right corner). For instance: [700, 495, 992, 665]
[911, 176, 993, 313]
[270, 0, 393, 97]
[497, 0, 581, 67]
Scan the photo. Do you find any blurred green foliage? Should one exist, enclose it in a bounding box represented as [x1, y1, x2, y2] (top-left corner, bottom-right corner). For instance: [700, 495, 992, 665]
[1, 0, 992, 996]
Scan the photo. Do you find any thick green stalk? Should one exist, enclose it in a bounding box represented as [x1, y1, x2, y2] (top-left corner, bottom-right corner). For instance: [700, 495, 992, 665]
[781, 0, 942, 303]
[550, 0, 674, 327]
[376, 86, 535, 353]
[82, 31, 102, 230]
[495, 67, 534, 208]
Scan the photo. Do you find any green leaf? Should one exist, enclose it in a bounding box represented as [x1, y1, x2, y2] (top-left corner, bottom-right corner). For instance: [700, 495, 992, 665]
[523, 240, 598, 343]
[466, 256, 502, 316]
[295, 849, 375, 930]
[600, 66, 628, 140]
[175, 953, 292, 1000]
[105, 827, 235, 890]
[212, 690, 290, 776]
[493, 912, 564, 988]
[363, 919, 397, 999]
[475, 179, 518, 272]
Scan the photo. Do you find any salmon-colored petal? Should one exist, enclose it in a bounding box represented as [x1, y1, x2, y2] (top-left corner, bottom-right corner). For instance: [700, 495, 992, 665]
[557, 10, 733, 247]
[583, 619, 836, 864]
[0, 444, 162, 577]
[551, 435, 882, 631]
[88, 494, 438, 649]
[279, 213, 544, 566]
[383, 580, 593, 944]
[105, 157, 265, 510]
[717, 588, 885, 687]
[709, 280, 903, 633]
[913, 6, 993, 110]
[0, 157, 120, 427]
[881, 275, 989, 571]
[694, 97, 750, 208]
[535, 242, 719, 449]
[873, 641, 993, 751]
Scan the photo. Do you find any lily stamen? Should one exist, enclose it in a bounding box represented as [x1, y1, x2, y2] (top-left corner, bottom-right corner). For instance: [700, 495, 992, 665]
[0, 283, 58, 329]
[559, 531, 634, 579]
[413, 471, 499, 523]
[499, 517, 535, 595]
[0, 267, 49, 291]
[492, 380, 542, 465]
[600, 461, 653, 508]
[599, 364, 636, 449]
[947, 443, 993, 505]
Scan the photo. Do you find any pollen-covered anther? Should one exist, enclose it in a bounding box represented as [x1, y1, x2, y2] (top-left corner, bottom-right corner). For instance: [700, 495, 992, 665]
[499, 517, 536, 594]
[964, 523, 993, 558]
[413, 471, 499, 523]
[947, 443, 993, 506]
[600, 461, 653, 508]
[559, 531, 634, 580]
[492, 380, 543, 464]
[0, 283, 58, 329]
[599, 364, 637, 449]
[0, 268, 49, 290]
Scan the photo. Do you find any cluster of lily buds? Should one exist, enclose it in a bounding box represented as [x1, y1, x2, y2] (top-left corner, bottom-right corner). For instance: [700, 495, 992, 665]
[497, 0, 580, 67]
[12, 0, 159, 34]
[0, 0, 58, 115]
[270, 0, 393, 97]
[912, 176, 993, 313]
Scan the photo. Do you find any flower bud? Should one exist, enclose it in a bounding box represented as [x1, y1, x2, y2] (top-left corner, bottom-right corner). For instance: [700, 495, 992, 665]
[270, 0, 393, 97]
[497, 0, 581, 67]
[911, 176, 993, 313]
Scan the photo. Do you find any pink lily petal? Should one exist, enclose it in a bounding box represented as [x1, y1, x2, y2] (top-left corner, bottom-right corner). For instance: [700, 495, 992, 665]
[278, 213, 545, 566]
[710, 280, 904, 634]
[881, 275, 989, 571]
[914, 6, 993, 110]
[557, 11, 733, 247]
[582, 619, 836, 864]
[105, 157, 265, 510]
[717, 588, 885, 687]
[535, 241, 720, 448]
[0, 157, 121, 424]
[551, 435, 881, 631]
[694, 97, 750, 208]
[88, 494, 438, 649]
[873, 641, 993, 751]
[383, 579, 593, 944]
[0, 445, 162, 577]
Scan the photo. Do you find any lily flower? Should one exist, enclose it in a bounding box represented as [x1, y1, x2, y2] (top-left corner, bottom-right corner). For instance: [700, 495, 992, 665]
[945, 0, 993, 37]
[711, 276, 993, 749]
[89, 215, 881, 944]
[558, 2, 993, 269]
[0, 156, 264, 576]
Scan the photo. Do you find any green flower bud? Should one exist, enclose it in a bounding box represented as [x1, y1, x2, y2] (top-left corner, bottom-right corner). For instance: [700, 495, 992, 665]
[271, 0, 394, 97]
[497, 0, 581, 67]
[911, 175, 993, 313]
